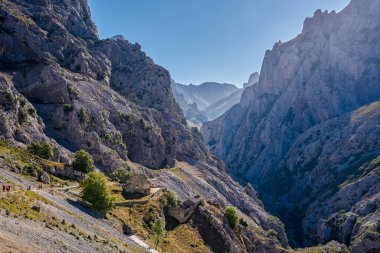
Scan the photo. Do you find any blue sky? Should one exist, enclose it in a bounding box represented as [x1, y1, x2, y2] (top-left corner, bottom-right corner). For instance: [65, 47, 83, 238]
[88, 0, 350, 87]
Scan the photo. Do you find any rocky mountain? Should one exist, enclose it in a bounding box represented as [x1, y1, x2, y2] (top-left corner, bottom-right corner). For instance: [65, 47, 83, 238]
[172, 81, 238, 111]
[205, 72, 259, 121]
[202, 0, 380, 251]
[0, 0, 289, 252]
[173, 73, 259, 126]
[171, 79, 208, 128]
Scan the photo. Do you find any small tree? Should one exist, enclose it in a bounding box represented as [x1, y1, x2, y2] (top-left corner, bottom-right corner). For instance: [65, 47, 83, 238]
[225, 206, 239, 229]
[166, 191, 178, 207]
[4, 91, 13, 102]
[73, 150, 95, 173]
[151, 219, 164, 249]
[27, 141, 54, 160]
[267, 229, 278, 239]
[18, 108, 28, 123]
[81, 171, 114, 215]
[160, 191, 178, 208]
[110, 167, 131, 184]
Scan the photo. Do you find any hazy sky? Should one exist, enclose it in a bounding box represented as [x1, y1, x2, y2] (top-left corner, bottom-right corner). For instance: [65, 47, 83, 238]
[88, 0, 350, 87]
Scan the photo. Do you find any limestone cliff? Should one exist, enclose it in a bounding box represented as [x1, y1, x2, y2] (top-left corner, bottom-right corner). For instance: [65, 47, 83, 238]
[0, 0, 287, 251]
[202, 0, 380, 250]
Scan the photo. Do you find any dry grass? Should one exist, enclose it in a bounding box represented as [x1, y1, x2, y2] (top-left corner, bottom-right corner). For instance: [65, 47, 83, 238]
[289, 246, 325, 253]
[0, 140, 64, 172]
[0, 190, 47, 220]
[111, 191, 212, 253]
[350, 101, 380, 123]
[160, 223, 212, 253]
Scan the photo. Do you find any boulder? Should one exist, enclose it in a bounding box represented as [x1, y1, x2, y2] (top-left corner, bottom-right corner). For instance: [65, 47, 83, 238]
[122, 223, 136, 235]
[39, 172, 50, 184]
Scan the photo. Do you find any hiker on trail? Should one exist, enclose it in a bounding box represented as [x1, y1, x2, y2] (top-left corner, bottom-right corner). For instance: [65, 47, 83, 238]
[2, 185, 5, 192]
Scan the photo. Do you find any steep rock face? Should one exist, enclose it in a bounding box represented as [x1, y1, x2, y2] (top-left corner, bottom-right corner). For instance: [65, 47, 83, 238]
[266, 102, 380, 248]
[94, 36, 183, 119]
[203, 0, 380, 249]
[193, 205, 283, 253]
[0, 0, 215, 170]
[0, 0, 288, 251]
[0, 72, 71, 162]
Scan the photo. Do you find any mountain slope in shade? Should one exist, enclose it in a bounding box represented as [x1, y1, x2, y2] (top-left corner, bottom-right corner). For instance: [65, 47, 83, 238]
[202, 0, 380, 250]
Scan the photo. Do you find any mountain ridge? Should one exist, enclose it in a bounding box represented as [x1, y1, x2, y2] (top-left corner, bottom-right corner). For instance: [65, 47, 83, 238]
[172, 72, 259, 126]
[0, 0, 288, 252]
[202, 0, 380, 251]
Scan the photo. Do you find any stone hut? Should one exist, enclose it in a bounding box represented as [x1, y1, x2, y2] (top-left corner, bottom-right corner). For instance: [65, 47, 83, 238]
[167, 196, 203, 223]
[123, 174, 151, 195]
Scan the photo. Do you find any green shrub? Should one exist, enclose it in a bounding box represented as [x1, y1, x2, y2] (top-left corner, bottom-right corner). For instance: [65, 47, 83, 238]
[151, 219, 164, 249]
[63, 104, 74, 114]
[68, 86, 79, 97]
[72, 149, 95, 173]
[104, 133, 112, 142]
[81, 171, 114, 215]
[19, 99, 26, 107]
[79, 108, 89, 125]
[224, 206, 239, 229]
[110, 167, 131, 184]
[27, 108, 36, 116]
[18, 108, 28, 123]
[160, 191, 178, 208]
[4, 92, 13, 102]
[267, 229, 278, 238]
[27, 141, 54, 160]
[166, 191, 178, 207]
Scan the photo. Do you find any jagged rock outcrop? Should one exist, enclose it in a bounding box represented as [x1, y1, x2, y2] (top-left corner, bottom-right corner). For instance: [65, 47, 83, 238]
[193, 205, 284, 253]
[0, 0, 288, 251]
[0, 0, 217, 170]
[203, 0, 380, 250]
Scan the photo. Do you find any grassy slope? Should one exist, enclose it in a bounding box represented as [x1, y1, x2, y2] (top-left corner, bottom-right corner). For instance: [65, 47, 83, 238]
[0, 140, 212, 253]
[0, 141, 139, 252]
[109, 182, 212, 253]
